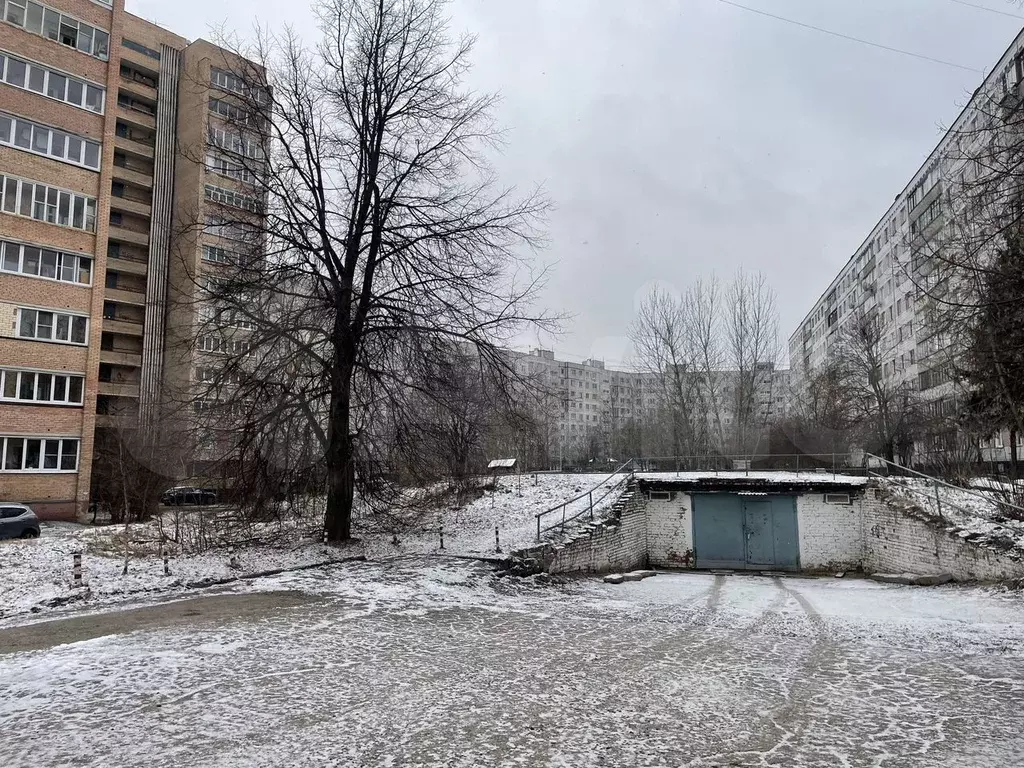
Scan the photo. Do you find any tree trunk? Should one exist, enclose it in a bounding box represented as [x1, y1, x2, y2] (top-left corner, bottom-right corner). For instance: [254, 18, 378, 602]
[324, 353, 354, 542]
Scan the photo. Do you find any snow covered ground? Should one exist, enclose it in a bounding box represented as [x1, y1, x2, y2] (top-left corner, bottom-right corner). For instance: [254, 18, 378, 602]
[356, 471, 626, 557]
[0, 473, 620, 621]
[2, 563, 1024, 766]
[883, 477, 1024, 551]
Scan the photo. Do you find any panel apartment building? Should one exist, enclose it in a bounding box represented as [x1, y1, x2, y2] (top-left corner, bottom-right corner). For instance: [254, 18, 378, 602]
[514, 349, 791, 465]
[788, 28, 1024, 463]
[0, 0, 264, 518]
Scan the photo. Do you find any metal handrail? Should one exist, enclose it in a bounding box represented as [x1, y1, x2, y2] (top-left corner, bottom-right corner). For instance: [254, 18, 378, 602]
[535, 459, 635, 540]
[864, 452, 1024, 521]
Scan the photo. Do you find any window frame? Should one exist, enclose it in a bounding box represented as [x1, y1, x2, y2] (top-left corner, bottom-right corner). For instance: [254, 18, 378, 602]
[0, 173, 97, 232]
[0, 367, 85, 405]
[0, 48, 105, 113]
[0, 435, 79, 472]
[0, 110, 101, 170]
[16, 307, 89, 345]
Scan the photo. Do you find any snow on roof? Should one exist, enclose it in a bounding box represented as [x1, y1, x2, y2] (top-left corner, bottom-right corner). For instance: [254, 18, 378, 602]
[635, 471, 869, 487]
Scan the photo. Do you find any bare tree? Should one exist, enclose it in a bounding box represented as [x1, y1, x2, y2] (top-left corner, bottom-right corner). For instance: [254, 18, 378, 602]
[835, 311, 921, 463]
[174, 0, 552, 541]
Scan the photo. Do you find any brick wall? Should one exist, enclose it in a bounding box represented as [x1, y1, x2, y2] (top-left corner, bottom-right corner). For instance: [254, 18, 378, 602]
[796, 493, 865, 571]
[862, 490, 1024, 581]
[647, 492, 694, 568]
[542, 489, 648, 575]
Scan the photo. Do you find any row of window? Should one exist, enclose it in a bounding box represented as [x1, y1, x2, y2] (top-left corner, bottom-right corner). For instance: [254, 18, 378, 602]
[204, 183, 259, 212]
[122, 37, 158, 60]
[17, 308, 88, 345]
[206, 153, 256, 184]
[209, 97, 255, 126]
[202, 244, 235, 264]
[208, 126, 263, 159]
[1, 239, 92, 284]
[196, 366, 244, 384]
[204, 215, 254, 242]
[200, 305, 256, 330]
[1, 436, 79, 472]
[0, 111, 101, 170]
[3, 0, 110, 60]
[0, 173, 97, 231]
[0, 368, 84, 405]
[0, 51, 105, 113]
[198, 335, 251, 355]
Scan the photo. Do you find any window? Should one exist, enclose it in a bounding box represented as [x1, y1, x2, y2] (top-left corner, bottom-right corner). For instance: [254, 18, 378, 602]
[648, 490, 671, 501]
[0, 174, 96, 231]
[204, 215, 251, 241]
[1, 436, 79, 471]
[17, 308, 88, 344]
[122, 38, 159, 60]
[0, 50, 104, 111]
[208, 97, 261, 126]
[202, 244, 234, 264]
[0, 240, 92, 284]
[204, 183, 259, 212]
[824, 493, 852, 505]
[205, 152, 256, 183]
[0, 369, 84, 405]
[208, 126, 263, 159]
[0, 111, 101, 169]
[3, 1, 109, 59]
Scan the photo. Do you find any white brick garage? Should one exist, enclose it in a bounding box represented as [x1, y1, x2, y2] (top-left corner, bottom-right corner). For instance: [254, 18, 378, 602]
[637, 474, 870, 572]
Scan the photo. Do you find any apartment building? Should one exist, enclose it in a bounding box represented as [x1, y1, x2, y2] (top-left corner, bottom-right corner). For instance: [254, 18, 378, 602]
[787, 27, 1024, 462]
[514, 349, 791, 464]
[0, 0, 265, 518]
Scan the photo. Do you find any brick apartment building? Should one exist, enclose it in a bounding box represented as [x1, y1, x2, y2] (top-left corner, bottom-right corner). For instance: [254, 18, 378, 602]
[0, 0, 264, 519]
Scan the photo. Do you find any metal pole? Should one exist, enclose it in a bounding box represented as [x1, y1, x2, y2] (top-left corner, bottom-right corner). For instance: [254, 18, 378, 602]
[163, 552, 170, 576]
[495, 526, 501, 553]
[439, 526, 445, 550]
[72, 552, 82, 587]
[934, 480, 943, 520]
[536, 515, 541, 542]
[589, 490, 594, 520]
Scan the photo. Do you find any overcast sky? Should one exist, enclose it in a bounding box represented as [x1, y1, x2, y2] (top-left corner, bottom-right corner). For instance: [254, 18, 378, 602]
[130, 0, 1019, 367]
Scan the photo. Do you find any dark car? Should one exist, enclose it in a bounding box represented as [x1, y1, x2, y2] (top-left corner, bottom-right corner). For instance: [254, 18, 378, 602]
[160, 487, 217, 506]
[0, 503, 41, 539]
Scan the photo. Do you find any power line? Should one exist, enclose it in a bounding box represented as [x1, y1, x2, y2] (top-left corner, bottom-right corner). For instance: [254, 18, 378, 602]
[947, 0, 1024, 20]
[716, 0, 984, 74]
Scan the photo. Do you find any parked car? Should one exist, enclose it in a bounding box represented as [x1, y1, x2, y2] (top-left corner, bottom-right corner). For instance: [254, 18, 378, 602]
[0, 503, 41, 539]
[160, 487, 217, 506]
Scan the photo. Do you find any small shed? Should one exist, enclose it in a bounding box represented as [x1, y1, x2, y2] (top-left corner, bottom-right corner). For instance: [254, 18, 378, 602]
[636, 472, 870, 572]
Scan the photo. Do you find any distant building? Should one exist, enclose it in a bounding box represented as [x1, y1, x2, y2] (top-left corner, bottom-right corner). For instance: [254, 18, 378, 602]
[512, 349, 791, 466]
[0, 0, 267, 518]
[787, 28, 1024, 465]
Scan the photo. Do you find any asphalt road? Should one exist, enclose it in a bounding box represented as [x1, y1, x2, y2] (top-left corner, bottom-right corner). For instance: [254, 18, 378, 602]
[2, 560, 1024, 767]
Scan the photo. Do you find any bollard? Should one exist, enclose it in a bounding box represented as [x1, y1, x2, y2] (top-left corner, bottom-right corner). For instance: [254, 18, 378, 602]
[163, 551, 170, 576]
[439, 525, 445, 550]
[72, 552, 82, 587]
[495, 526, 502, 554]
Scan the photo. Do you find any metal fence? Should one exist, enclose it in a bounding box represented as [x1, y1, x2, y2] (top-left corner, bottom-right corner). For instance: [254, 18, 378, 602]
[631, 453, 866, 475]
[534, 459, 636, 540]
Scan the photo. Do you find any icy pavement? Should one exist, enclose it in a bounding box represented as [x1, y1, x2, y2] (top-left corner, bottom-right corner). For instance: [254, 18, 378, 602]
[3, 563, 1024, 767]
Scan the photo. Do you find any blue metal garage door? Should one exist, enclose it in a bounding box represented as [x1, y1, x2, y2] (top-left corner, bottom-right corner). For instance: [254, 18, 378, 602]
[692, 494, 799, 570]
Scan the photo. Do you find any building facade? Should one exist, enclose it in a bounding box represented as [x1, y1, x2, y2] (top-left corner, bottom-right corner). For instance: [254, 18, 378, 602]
[787, 28, 1024, 464]
[0, 0, 264, 518]
[514, 349, 791, 466]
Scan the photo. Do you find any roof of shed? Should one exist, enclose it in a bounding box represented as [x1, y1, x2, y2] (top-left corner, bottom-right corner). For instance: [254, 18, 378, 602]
[635, 472, 869, 492]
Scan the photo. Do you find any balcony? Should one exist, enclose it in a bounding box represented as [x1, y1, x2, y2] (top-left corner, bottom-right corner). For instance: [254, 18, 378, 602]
[97, 381, 141, 398]
[99, 348, 143, 367]
[120, 76, 158, 104]
[104, 287, 147, 306]
[113, 132, 155, 160]
[102, 317, 144, 336]
[111, 163, 153, 188]
[116, 102, 156, 130]
[106, 253, 148, 276]
[110, 195, 152, 218]
[108, 224, 150, 247]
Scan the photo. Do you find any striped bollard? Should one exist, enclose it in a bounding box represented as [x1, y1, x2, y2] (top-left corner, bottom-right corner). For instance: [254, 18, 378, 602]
[72, 552, 82, 587]
[439, 526, 445, 550]
[163, 551, 170, 576]
[495, 526, 502, 554]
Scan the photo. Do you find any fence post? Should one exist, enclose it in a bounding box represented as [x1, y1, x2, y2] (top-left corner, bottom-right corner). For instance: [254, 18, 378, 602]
[561, 503, 567, 531]
[933, 480, 943, 520]
[72, 552, 82, 587]
[439, 525, 445, 550]
[589, 491, 594, 520]
[163, 551, 170, 576]
[495, 526, 502, 553]
[536, 515, 541, 542]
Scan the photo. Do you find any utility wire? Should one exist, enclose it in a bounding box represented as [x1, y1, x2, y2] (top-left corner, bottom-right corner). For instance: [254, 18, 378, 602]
[947, 0, 1024, 20]
[716, 0, 984, 73]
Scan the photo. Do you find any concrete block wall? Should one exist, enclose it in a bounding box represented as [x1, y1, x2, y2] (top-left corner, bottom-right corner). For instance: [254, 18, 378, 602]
[647, 493, 693, 568]
[863, 490, 1024, 581]
[796, 493, 865, 571]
